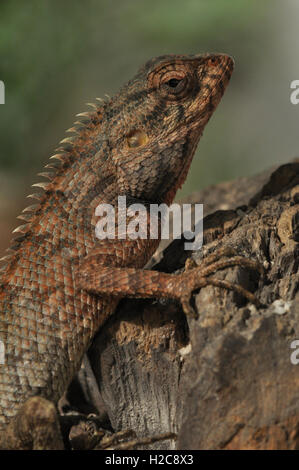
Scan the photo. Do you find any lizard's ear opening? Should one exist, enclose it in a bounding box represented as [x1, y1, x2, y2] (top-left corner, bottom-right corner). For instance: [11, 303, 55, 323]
[126, 129, 149, 148]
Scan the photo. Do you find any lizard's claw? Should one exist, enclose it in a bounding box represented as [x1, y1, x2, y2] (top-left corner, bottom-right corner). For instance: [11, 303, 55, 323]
[178, 250, 264, 319]
[180, 292, 198, 319]
[184, 246, 239, 271]
[98, 430, 177, 450]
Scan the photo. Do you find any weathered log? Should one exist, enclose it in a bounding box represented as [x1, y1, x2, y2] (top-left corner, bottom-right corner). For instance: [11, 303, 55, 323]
[69, 160, 299, 450]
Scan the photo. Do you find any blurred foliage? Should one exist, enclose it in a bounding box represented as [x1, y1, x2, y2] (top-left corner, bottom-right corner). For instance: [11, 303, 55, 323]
[0, 0, 297, 207]
[0, 0, 265, 172]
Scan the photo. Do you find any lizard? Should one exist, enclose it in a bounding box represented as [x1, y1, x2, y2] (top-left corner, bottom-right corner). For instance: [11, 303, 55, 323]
[0, 53, 261, 449]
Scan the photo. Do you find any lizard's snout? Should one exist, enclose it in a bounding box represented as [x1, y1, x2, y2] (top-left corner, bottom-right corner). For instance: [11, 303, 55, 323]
[197, 53, 235, 90]
[201, 53, 234, 73]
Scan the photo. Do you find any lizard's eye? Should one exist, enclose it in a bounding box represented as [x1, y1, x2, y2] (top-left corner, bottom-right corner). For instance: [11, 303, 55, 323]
[159, 71, 190, 100]
[165, 78, 183, 89]
[161, 74, 187, 95]
[148, 63, 193, 101]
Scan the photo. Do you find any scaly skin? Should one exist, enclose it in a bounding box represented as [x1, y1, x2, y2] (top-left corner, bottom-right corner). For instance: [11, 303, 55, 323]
[0, 53, 253, 449]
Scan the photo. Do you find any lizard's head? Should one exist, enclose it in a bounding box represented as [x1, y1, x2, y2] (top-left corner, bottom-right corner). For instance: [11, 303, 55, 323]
[106, 53, 234, 203]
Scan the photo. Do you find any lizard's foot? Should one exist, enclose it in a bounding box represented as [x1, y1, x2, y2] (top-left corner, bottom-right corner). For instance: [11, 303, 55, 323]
[69, 422, 176, 450]
[98, 430, 177, 450]
[177, 247, 263, 319]
[67, 416, 176, 450]
[0, 397, 64, 450]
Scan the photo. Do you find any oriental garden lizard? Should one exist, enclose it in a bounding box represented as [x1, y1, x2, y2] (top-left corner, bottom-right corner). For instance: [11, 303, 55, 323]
[0, 53, 261, 449]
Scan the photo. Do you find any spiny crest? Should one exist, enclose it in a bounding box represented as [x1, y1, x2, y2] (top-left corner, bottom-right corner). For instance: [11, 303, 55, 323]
[0, 97, 108, 274]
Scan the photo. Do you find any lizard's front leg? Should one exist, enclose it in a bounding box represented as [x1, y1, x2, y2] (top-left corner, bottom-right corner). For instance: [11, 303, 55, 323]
[76, 247, 263, 319]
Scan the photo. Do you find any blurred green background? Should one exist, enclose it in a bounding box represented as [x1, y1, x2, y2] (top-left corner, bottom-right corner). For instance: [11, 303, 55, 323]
[0, 0, 298, 254]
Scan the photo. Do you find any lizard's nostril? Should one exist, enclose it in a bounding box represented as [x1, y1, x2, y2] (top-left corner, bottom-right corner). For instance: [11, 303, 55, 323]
[204, 54, 234, 69]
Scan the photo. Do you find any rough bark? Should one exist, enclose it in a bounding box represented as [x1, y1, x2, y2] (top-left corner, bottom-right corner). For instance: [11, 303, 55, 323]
[70, 159, 299, 450]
